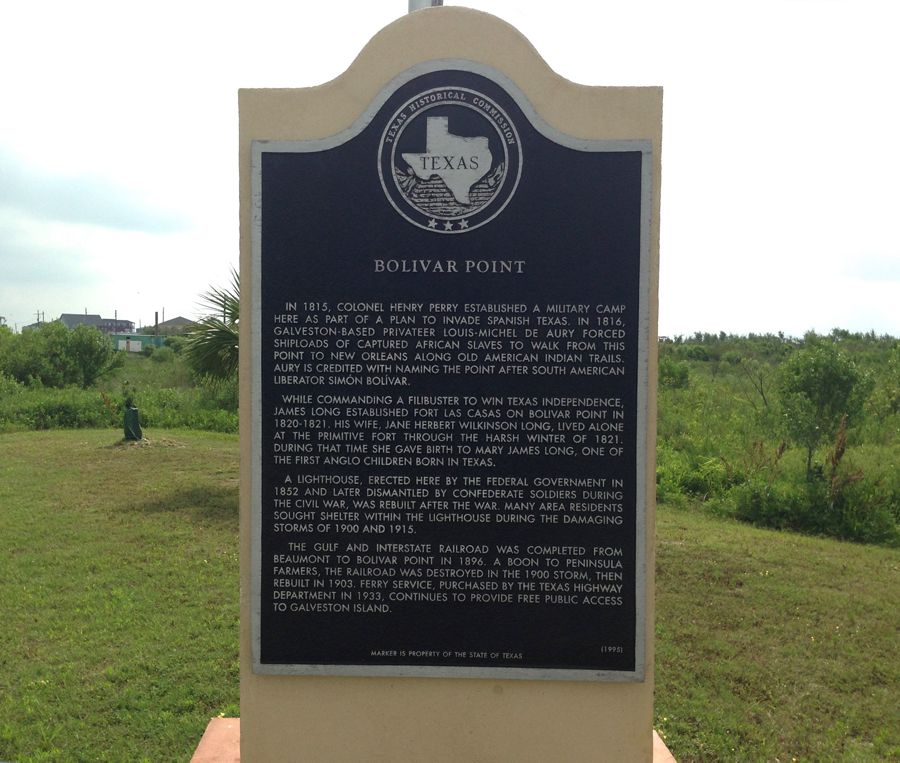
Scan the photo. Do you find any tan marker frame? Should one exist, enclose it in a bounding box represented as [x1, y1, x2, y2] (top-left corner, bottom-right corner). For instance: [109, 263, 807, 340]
[240, 7, 661, 760]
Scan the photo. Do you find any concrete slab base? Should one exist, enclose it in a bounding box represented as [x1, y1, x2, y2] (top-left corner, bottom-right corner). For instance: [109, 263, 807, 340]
[191, 718, 677, 761]
[653, 730, 678, 762]
[191, 717, 240, 763]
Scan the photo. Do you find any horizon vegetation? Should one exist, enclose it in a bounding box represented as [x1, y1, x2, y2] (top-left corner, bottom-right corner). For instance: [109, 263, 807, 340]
[1, 323, 896, 546]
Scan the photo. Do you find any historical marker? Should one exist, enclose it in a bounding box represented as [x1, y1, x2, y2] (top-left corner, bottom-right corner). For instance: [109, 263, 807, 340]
[241, 7, 660, 759]
[251, 62, 649, 681]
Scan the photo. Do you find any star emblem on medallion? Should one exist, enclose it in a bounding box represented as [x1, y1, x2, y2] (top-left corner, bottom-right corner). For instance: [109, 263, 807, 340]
[421, 219, 473, 232]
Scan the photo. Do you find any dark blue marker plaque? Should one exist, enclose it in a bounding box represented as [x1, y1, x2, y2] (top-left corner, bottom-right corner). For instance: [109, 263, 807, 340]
[251, 62, 651, 681]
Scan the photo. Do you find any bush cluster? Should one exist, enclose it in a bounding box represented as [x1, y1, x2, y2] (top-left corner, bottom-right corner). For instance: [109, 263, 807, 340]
[0, 326, 238, 434]
[728, 443, 898, 545]
[0, 387, 119, 430]
[658, 330, 898, 546]
[0, 383, 238, 434]
[132, 385, 238, 433]
[0, 322, 122, 388]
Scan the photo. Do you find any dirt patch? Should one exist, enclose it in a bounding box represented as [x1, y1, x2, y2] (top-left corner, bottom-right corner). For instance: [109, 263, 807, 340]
[105, 437, 186, 450]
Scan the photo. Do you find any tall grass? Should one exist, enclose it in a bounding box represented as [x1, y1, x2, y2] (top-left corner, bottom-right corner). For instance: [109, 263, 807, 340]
[0, 354, 237, 433]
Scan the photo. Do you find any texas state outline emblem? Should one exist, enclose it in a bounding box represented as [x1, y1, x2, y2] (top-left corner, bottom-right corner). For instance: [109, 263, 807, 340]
[378, 86, 523, 233]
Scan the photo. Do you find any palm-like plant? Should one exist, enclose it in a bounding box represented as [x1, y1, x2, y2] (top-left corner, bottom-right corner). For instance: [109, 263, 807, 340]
[185, 268, 240, 379]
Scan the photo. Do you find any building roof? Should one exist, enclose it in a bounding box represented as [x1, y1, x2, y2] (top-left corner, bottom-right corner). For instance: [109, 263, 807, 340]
[158, 316, 195, 329]
[58, 314, 103, 329]
[55, 314, 134, 333]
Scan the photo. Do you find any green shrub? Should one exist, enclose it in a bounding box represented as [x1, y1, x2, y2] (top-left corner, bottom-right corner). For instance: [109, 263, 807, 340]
[0, 323, 120, 388]
[729, 435, 898, 546]
[680, 456, 731, 497]
[124, 387, 238, 434]
[0, 383, 238, 434]
[657, 450, 741, 507]
[133, 387, 187, 428]
[683, 345, 709, 361]
[834, 477, 899, 545]
[656, 442, 692, 505]
[0, 372, 23, 397]
[164, 335, 187, 355]
[69, 325, 123, 386]
[834, 445, 900, 543]
[186, 408, 239, 433]
[778, 339, 871, 475]
[732, 475, 823, 532]
[150, 346, 175, 363]
[0, 388, 118, 431]
[196, 374, 239, 412]
[659, 358, 689, 389]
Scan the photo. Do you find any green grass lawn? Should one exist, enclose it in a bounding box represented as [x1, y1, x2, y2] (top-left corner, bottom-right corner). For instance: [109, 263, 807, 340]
[656, 507, 900, 761]
[0, 429, 239, 762]
[1, 430, 897, 761]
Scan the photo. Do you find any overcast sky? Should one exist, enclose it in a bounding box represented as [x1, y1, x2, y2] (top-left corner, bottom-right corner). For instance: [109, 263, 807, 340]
[1, 0, 897, 337]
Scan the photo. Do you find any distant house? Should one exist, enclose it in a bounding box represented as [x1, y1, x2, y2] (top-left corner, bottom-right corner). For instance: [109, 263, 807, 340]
[136, 316, 196, 335]
[157, 316, 196, 335]
[57, 314, 134, 335]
